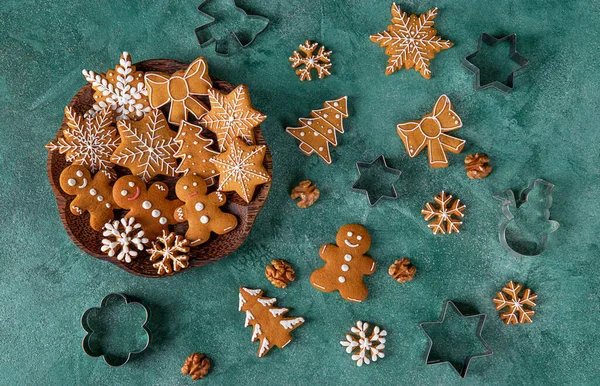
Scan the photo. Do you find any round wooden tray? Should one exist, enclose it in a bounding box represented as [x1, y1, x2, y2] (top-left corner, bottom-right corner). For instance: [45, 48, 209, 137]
[46, 59, 272, 278]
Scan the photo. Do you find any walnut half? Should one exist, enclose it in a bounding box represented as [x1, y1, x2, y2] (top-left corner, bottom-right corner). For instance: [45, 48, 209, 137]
[290, 180, 320, 208]
[181, 353, 211, 380]
[464, 153, 492, 179]
[265, 259, 295, 288]
[388, 258, 416, 283]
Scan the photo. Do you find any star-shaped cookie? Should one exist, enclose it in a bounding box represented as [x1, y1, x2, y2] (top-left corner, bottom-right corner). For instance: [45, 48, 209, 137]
[210, 137, 270, 203]
[111, 109, 178, 182]
[200, 85, 266, 151]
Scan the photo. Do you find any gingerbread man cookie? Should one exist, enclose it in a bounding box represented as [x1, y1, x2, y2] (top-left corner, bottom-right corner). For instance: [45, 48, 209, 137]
[59, 165, 120, 231]
[112, 175, 182, 240]
[174, 175, 238, 246]
[310, 224, 376, 302]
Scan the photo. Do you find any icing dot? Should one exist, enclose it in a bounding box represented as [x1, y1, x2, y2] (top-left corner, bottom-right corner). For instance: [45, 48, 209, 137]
[347, 231, 353, 237]
[152, 209, 161, 218]
[89, 189, 97, 196]
[341, 264, 349, 272]
[183, 185, 188, 190]
[357, 235, 363, 241]
[307, 120, 312, 125]
[187, 154, 192, 158]
[300, 132, 305, 137]
[193, 182, 198, 186]
[106, 203, 111, 208]
[200, 215, 209, 224]
[67, 178, 76, 187]
[334, 102, 339, 107]
[323, 113, 328, 118]
[313, 131, 319, 136]
[454, 120, 459, 125]
[335, 114, 340, 119]
[128, 181, 135, 187]
[344, 254, 352, 261]
[327, 129, 332, 134]
[97, 196, 103, 201]
[159, 217, 167, 225]
[76, 170, 83, 177]
[338, 276, 346, 283]
[318, 147, 324, 151]
[195, 202, 204, 211]
[120, 190, 128, 196]
[142, 201, 152, 209]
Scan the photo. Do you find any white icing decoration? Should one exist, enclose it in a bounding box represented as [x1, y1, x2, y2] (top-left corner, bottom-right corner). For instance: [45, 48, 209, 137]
[269, 308, 288, 317]
[78, 178, 88, 189]
[347, 231, 353, 237]
[338, 276, 346, 283]
[259, 337, 270, 357]
[280, 317, 305, 330]
[340, 321, 387, 366]
[244, 310, 254, 327]
[76, 170, 83, 177]
[68, 178, 76, 187]
[344, 254, 352, 261]
[89, 188, 97, 196]
[344, 240, 359, 248]
[128, 181, 135, 187]
[101, 217, 148, 263]
[159, 217, 167, 225]
[120, 189, 128, 196]
[151, 209, 161, 218]
[251, 323, 262, 342]
[200, 215, 209, 224]
[106, 203, 111, 208]
[142, 201, 152, 209]
[257, 297, 277, 307]
[195, 202, 204, 211]
[97, 196, 103, 201]
[357, 235, 363, 241]
[243, 288, 262, 296]
[341, 264, 349, 272]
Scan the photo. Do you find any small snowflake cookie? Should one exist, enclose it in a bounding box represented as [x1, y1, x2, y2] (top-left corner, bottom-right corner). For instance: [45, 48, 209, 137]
[289, 40, 332, 81]
[422, 191, 465, 234]
[82, 51, 151, 120]
[340, 321, 386, 366]
[148, 231, 190, 275]
[101, 217, 149, 263]
[493, 281, 538, 325]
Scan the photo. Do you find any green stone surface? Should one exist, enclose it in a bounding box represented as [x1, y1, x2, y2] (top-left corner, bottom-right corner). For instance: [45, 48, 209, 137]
[0, 0, 598, 384]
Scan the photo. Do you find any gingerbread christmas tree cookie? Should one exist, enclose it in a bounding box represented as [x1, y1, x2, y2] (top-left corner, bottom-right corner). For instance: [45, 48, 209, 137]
[200, 85, 266, 151]
[46, 107, 119, 177]
[397, 95, 464, 168]
[286, 96, 348, 164]
[174, 121, 219, 184]
[144, 56, 212, 125]
[82, 51, 151, 120]
[111, 109, 178, 182]
[238, 287, 305, 357]
[210, 137, 270, 203]
[370, 5, 453, 79]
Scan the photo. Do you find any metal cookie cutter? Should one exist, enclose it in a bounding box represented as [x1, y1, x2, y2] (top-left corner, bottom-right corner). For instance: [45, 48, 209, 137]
[81, 293, 151, 367]
[462, 33, 529, 93]
[351, 154, 402, 206]
[194, 0, 269, 56]
[494, 178, 559, 257]
[419, 300, 493, 378]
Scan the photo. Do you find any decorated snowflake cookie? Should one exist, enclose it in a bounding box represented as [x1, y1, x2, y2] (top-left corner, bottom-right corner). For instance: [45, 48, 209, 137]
[422, 191, 465, 234]
[101, 217, 149, 263]
[148, 231, 190, 275]
[289, 41, 332, 81]
[340, 321, 386, 366]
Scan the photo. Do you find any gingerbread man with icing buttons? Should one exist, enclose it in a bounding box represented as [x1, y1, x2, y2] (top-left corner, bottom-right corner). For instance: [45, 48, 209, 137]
[112, 175, 182, 240]
[174, 175, 238, 246]
[310, 224, 376, 302]
[59, 165, 120, 231]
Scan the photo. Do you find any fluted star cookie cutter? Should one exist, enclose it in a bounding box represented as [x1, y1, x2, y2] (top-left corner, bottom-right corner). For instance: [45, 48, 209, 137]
[351, 154, 402, 206]
[419, 300, 493, 378]
[462, 33, 529, 93]
[194, 0, 269, 56]
[81, 293, 151, 367]
[494, 178, 559, 257]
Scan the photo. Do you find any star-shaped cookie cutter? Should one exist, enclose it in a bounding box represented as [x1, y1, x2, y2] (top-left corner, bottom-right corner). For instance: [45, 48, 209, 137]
[419, 300, 493, 378]
[462, 33, 529, 93]
[351, 154, 402, 206]
[194, 0, 269, 56]
[81, 293, 151, 367]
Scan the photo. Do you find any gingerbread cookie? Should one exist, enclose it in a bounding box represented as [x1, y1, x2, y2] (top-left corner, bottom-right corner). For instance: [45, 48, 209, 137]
[174, 175, 238, 246]
[112, 175, 182, 240]
[173, 121, 219, 184]
[111, 109, 178, 182]
[144, 56, 212, 125]
[59, 165, 120, 231]
[289, 40, 332, 81]
[200, 85, 266, 151]
[210, 137, 270, 203]
[310, 224, 375, 302]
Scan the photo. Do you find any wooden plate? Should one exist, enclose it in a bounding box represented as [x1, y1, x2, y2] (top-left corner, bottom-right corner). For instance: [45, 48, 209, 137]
[46, 59, 272, 278]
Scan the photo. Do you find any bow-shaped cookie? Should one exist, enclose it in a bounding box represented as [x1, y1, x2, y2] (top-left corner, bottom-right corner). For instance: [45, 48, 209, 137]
[396, 95, 465, 168]
[144, 57, 213, 125]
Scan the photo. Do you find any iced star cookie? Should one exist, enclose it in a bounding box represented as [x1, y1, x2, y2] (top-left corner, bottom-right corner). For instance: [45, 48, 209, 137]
[210, 137, 270, 203]
[112, 175, 182, 240]
[174, 175, 238, 246]
[199, 84, 266, 151]
[144, 56, 212, 125]
[310, 224, 376, 302]
[111, 109, 178, 182]
[173, 121, 219, 184]
[82, 51, 151, 120]
[59, 165, 120, 231]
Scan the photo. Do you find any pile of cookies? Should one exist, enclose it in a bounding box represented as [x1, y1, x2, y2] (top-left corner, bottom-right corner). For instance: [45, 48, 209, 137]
[46, 52, 271, 275]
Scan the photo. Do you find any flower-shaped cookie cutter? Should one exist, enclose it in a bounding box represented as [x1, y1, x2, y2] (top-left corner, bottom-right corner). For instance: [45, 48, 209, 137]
[81, 293, 150, 367]
[494, 178, 559, 257]
[194, 0, 269, 56]
[419, 300, 493, 378]
[351, 154, 402, 206]
[462, 33, 529, 93]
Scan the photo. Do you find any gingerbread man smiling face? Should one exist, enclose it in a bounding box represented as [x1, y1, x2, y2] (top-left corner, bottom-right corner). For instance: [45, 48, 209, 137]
[112, 175, 182, 240]
[310, 224, 376, 302]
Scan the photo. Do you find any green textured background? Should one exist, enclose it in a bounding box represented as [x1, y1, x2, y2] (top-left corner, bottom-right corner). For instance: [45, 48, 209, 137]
[0, 0, 599, 384]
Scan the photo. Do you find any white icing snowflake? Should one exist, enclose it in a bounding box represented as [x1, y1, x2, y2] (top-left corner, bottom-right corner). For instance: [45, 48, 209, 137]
[82, 51, 151, 120]
[340, 321, 386, 366]
[101, 217, 149, 263]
